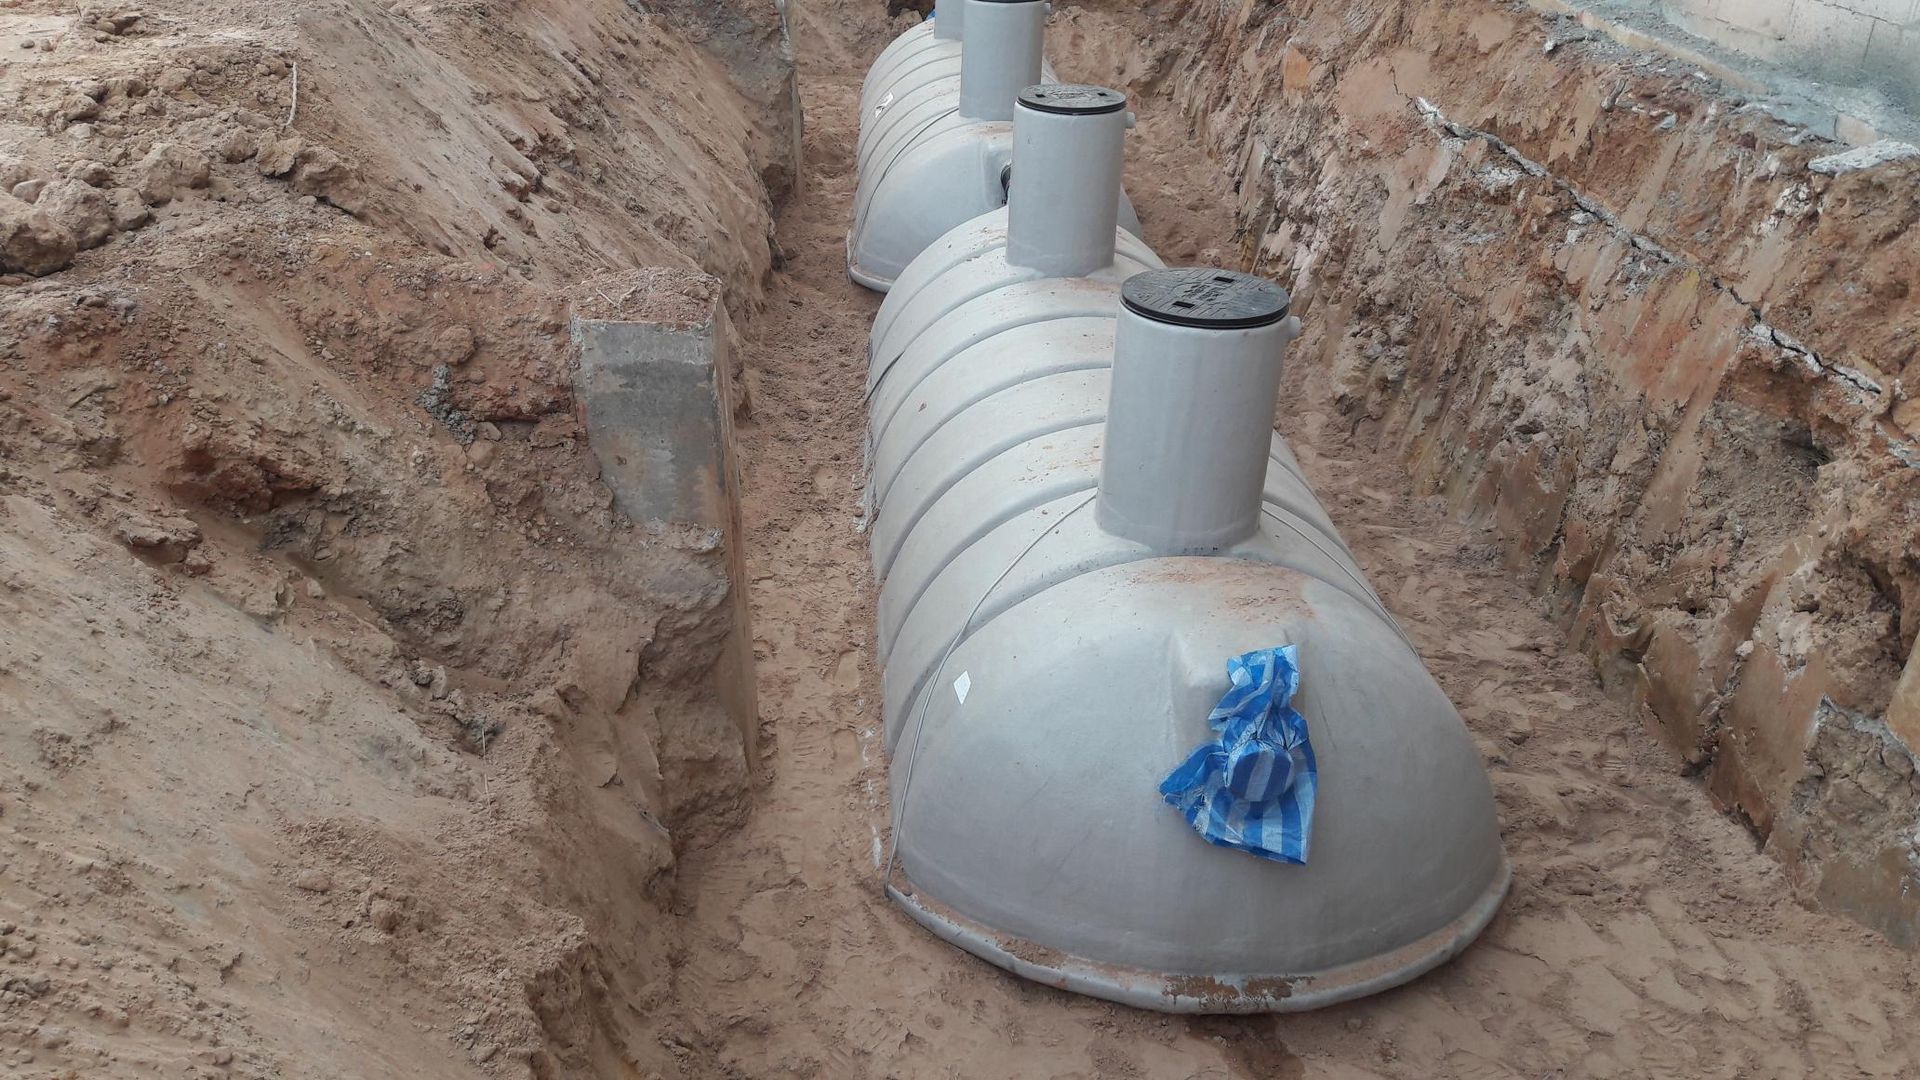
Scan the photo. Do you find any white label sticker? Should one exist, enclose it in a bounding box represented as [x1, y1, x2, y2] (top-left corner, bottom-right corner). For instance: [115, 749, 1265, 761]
[953, 671, 971, 704]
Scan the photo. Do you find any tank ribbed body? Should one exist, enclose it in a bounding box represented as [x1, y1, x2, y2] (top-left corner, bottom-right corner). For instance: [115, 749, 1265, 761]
[853, 74, 1507, 1015]
[856, 9, 1058, 165]
[870, 264, 1509, 1015]
[859, 18, 950, 128]
[868, 235, 1371, 754]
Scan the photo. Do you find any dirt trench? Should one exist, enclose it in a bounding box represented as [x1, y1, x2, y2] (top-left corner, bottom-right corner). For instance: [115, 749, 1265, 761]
[0, 0, 1918, 1077]
[633, 5, 1920, 1078]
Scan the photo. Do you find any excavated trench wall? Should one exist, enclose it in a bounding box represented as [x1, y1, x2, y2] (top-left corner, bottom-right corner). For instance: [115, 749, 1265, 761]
[0, 0, 792, 1074]
[1058, 0, 1920, 945]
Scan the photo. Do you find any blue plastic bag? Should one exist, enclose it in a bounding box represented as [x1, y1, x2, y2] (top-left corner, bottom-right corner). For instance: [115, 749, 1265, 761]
[1159, 645, 1318, 864]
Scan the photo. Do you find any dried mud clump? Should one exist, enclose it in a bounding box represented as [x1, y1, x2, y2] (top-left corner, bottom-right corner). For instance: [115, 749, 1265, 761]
[0, 194, 77, 275]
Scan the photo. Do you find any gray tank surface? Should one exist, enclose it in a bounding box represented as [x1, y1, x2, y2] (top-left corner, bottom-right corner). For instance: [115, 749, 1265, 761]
[859, 5, 957, 128]
[848, 1, 1139, 292]
[858, 3, 1057, 163]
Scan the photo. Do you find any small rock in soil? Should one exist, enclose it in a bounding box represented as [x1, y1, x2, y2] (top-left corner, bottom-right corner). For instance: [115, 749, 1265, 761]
[114, 512, 200, 562]
[106, 186, 150, 230]
[293, 869, 334, 893]
[289, 146, 365, 214]
[53, 92, 100, 124]
[215, 126, 257, 164]
[36, 179, 114, 249]
[0, 196, 77, 275]
[66, 159, 111, 186]
[255, 136, 302, 178]
[133, 142, 212, 205]
[431, 325, 476, 366]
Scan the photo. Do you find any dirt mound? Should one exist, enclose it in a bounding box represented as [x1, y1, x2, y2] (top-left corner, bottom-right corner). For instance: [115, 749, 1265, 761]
[0, 0, 787, 1075]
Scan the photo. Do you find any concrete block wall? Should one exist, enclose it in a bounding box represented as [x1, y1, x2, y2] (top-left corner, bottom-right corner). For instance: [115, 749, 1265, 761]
[1660, 0, 1918, 106]
[571, 270, 760, 770]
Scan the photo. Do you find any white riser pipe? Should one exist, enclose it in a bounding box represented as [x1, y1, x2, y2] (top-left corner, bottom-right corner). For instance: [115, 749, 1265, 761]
[1097, 272, 1303, 553]
[1006, 85, 1129, 278]
[958, 0, 1047, 121]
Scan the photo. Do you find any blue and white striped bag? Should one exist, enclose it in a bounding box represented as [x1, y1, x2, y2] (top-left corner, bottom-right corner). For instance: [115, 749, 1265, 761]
[1159, 645, 1318, 865]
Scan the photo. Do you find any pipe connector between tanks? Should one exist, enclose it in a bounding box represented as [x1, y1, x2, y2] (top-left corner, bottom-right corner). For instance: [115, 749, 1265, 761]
[1096, 268, 1305, 554]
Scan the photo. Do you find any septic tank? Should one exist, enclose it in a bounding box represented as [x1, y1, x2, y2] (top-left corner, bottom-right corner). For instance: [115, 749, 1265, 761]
[862, 81, 1509, 1007]
[873, 266, 1511, 1011]
[848, 0, 1141, 292]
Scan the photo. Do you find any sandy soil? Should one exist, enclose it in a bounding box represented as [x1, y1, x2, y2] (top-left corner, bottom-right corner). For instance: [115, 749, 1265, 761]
[637, 10, 1920, 1079]
[0, 2, 786, 1076]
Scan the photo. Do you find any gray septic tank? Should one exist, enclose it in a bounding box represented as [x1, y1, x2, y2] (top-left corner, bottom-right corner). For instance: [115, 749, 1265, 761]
[859, 1, 1059, 160]
[866, 89, 1509, 1014]
[848, 0, 1141, 293]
